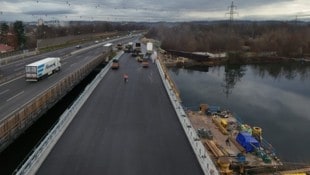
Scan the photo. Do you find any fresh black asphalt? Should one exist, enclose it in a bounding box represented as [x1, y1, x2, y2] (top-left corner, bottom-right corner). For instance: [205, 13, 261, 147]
[37, 53, 203, 175]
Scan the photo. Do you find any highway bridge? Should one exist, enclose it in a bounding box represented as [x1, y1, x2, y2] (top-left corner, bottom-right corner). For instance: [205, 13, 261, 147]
[1, 37, 219, 174]
[35, 52, 205, 175]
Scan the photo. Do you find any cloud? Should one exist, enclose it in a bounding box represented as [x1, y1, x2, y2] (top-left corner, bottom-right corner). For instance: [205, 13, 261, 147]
[0, 0, 309, 22]
[23, 9, 75, 16]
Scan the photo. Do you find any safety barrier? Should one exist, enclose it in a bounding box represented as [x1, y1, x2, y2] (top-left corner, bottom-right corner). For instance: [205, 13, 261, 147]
[156, 58, 219, 175]
[13, 52, 123, 175]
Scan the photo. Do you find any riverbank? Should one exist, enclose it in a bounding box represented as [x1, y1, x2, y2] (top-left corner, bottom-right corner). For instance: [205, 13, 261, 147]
[161, 50, 310, 67]
[166, 62, 310, 170]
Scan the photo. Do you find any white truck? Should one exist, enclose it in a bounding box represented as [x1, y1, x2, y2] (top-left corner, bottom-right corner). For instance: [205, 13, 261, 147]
[132, 42, 141, 56]
[25, 57, 61, 81]
[146, 42, 153, 55]
[141, 42, 154, 68]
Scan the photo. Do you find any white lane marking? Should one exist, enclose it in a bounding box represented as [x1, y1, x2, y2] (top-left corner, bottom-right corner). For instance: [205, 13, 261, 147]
[0, 89, 10, 95]
[148, 73, 154, 83]
[0, 75, 24, 87]
[14, 67, 24, 71]
[14, 61, 25, 67]
[6, 91, 24, 102]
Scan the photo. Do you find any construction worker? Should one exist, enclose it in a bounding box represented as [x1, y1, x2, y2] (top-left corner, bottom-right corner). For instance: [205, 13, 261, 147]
[123, 74, 128, 83]
[225, 138, 230, 146]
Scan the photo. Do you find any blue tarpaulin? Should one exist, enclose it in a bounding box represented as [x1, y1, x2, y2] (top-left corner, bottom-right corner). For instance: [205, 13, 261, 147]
[236, 132, 260, 153]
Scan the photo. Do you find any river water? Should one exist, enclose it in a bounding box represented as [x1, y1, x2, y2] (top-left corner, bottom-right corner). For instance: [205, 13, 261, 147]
[168, 62, 310, 163]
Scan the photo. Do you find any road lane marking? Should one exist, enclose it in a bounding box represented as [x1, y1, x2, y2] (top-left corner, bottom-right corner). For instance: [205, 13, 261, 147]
[14, 67, 24, 71]
[0, 89, 10, 95]
[0, 75, 24, 87]
[148, 75, 153, 82]
[15, 61, 25, 67]
[6, 91, 24, 102]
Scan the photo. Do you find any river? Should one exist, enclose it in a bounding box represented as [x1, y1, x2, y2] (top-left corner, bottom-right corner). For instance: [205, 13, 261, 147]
[168, 62, 310, 163]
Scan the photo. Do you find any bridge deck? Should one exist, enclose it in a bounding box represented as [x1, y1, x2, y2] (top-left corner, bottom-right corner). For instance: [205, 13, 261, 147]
[37, 53, 203, 175]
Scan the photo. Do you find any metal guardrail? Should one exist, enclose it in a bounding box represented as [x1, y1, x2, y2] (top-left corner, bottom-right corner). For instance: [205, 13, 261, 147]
[156, 58, 219, 175]
[14, 52, 123, 175]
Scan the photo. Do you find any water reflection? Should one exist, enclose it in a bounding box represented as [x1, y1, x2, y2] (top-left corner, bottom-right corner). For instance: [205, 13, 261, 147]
[251, 62, 310, 81]
[222, 64, 246, 97]
[168, 63, 310, 162]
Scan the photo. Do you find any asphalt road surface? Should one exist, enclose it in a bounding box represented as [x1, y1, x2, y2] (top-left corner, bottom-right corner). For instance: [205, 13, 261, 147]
[37, 53, 203, 175]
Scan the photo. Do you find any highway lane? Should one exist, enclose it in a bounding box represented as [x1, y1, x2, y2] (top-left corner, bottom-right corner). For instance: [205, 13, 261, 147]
[0, 35, 140, 121]
[0, 46, 77, 78]
[0, 35, 138, 78]
[0, 47, 104, 121]
[37, 53, 203, 175]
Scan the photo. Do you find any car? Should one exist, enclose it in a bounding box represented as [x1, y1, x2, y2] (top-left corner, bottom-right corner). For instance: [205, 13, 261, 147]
[75, 45, 81, 49]
[95, 40, 99, 43]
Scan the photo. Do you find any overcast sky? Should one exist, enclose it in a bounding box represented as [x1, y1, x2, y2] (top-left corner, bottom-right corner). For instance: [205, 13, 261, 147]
[0, 0, 310, 22]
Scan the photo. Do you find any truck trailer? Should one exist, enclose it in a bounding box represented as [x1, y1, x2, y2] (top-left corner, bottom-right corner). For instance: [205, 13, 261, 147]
[25, 57, 61, 81]
[146, 42, 153, 55]
[132, 42, 141, 56]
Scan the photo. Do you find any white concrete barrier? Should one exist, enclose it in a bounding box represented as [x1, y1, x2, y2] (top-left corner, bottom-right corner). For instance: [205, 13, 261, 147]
[156, 59, 219, 175]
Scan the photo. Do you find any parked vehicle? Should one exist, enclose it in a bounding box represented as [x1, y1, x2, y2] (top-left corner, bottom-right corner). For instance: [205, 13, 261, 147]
[25, 57, 61, 81]
[111, 58, 119, 69]
[142, 57, 149, 68]
[132, 42, 141, 56]
[116, 43, 123, 50]
[124, 42, 133, 53]
[146, 42, 153, 55]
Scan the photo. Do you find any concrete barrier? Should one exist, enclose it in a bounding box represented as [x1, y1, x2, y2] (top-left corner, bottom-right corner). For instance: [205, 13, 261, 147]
[156, 58, 219, 175]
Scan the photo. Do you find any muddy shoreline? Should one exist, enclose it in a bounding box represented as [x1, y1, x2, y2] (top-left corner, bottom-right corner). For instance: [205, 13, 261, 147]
[162, 52, 310, 68]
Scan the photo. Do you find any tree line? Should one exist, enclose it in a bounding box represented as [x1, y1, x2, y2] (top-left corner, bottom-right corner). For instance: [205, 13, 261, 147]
[145, 22, 310, 58]
[1, 20, 309, 58]
[0, 21, 146, 50]
[1, 21, 26, 50]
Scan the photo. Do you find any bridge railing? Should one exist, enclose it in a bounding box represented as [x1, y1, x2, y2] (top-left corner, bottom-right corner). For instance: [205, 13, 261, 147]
[13, 51, 123, 175]
[156, 57, 219, 175]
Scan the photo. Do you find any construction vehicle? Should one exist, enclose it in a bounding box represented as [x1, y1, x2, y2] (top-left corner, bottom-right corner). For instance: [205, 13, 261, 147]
[146, 42, 153, 55]
[142, 56, 149, 68]
[132, 42, 141, 56]
[111, 58, 119, 69]
[142, 42, 153, 67]
[124, 42, 133, 53]
[116, 43, 123, 50]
